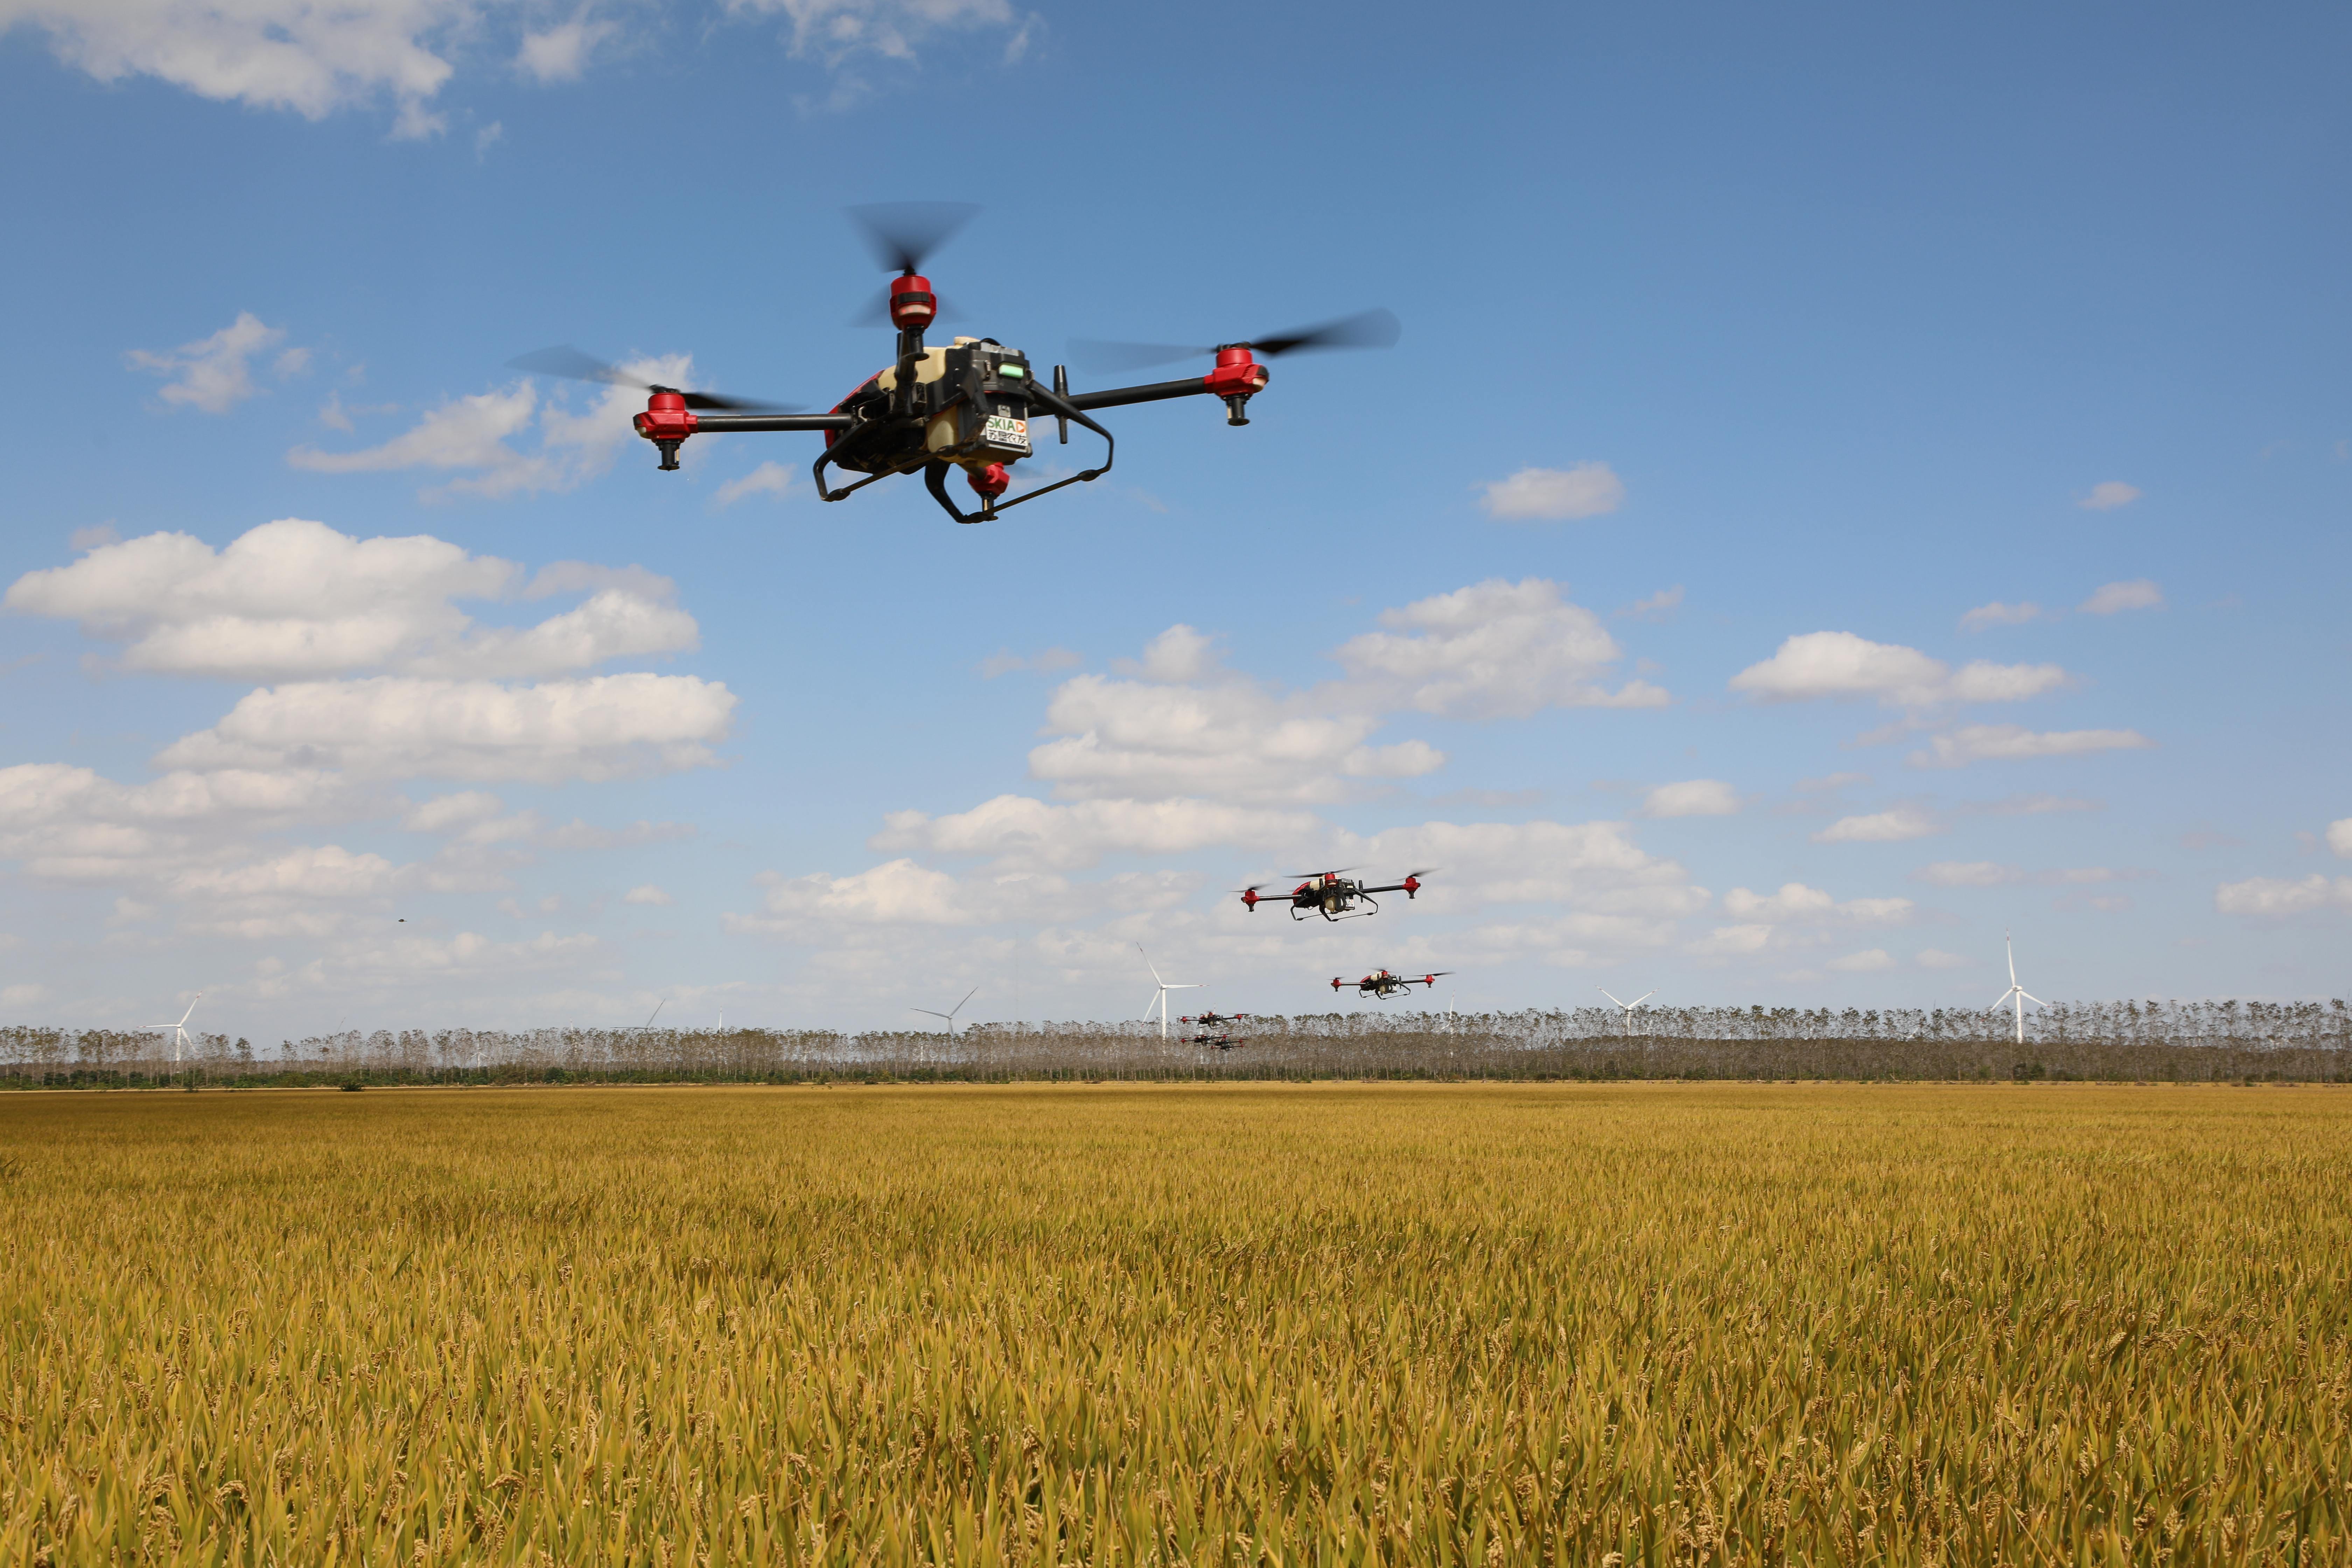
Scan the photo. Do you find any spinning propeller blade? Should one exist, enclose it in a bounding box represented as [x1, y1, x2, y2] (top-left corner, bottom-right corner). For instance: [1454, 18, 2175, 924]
[846, 202, 980, 275]
[506, 346, 800, 412]
[1069, 309, 1400, 373]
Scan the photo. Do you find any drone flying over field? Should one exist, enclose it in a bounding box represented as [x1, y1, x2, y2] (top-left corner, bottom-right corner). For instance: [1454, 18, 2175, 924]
[1335, 969, 1451, 1000]
[1180, 1010, 1251, 1048]
[1239, 869, 1433, 922]
[510, 203, 1400, 525]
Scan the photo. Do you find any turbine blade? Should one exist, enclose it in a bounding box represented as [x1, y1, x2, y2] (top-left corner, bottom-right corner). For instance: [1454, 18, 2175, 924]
[1137, 942, 1164, 986]
[955, 985, 979, 1015]
[2020, 992, 2047, 1007]
[1598, 989, 1624, 1007]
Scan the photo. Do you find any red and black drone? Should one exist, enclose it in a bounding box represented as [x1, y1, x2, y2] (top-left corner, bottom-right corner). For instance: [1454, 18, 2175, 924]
[1239, 868, 1433, 922]
[1334, 968, 1452, 1000]
[1180, 1010, 1250, 1048]
[1185, 1022, 1249, 1051]
[511, 203, 1399, 525]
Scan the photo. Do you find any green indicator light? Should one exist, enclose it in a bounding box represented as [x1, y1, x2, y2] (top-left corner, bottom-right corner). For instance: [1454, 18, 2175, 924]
[998, 364, 1026, 378]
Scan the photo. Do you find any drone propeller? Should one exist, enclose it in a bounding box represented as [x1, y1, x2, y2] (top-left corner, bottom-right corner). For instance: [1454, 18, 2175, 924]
[1280, 866, 1362, 881]
[847, 202, 980, 275]
[1069, 309, 1401, 373]
[506, 346, 800, 412]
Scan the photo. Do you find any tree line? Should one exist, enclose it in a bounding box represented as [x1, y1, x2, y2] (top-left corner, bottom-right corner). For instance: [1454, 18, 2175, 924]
[2, 999, 2347, 1086]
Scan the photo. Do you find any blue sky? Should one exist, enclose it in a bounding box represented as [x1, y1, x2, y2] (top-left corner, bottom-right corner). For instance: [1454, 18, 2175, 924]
[0, 0, 2345, 1036]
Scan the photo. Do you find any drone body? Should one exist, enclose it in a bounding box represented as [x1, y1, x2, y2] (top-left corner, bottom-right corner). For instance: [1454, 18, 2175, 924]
[1335, 968, 1451, 1000]
[1240, 869, 1430, 922]
[517, 204, 1397, 525]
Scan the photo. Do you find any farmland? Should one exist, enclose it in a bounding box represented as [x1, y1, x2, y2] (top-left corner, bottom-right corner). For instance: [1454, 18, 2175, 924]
[3, 1083, 2349, 1564]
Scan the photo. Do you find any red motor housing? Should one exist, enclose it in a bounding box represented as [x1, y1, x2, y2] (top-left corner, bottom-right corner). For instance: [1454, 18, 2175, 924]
[634, 391, 696, 470]
[633, 391, 697, 442]
[889, 274, 937, 331]
[1241, 888, 1260, 909]
[1202, 346, 1270, 398]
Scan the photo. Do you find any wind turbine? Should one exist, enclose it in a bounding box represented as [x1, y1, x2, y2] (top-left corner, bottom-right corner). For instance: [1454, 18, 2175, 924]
[1599, 987, 1655, 1031]
[912, 986, 978, 1036]
[1990, 929, 2046, 1045]
[140, 992, 203, 1064]
[1137, 944, 1201, 1040]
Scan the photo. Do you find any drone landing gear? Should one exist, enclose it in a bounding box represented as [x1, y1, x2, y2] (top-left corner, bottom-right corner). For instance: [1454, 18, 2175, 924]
[1299, 895, 1378, 922]
[916, 386, 1116, 524]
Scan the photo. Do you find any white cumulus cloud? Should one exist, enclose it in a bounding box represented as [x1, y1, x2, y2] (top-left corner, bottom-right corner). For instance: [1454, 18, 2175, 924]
[624, 884, 673, 906]
[874, 794, 1314, 872]
[1477, 463, 1625, 522]
[1906, 724, 2154, 769]
[1959, 600, 2046, 632]
[2078, 481, 2142, 511]
[126, 313, 293, 413]
[2330, 819, 2352, 859]
[287, 357, 691, 499]
[1640, 779, 1740, 818]
[715, 461, 797, 506]
[516, 12, 616, 80]
[2214, 875, 2352, 918]
[978, 646, 1082, 679]
[1813, 807, 1942, 844]
[2078, 579, 2164, 615]
[1912, 861, 2128, 888]
[1827, 948, 1895, 973]
[1334, 820, 1708, 915]
[154, 673, 736, 783]
[1730, 631, 2066, 709]
[1330, 578, 1667, 718]
[4, 518, 693, 680]
[1032, 671, 1437, 805]
[1721, 882, 1912, 924]
[1, 0, 1034, 136]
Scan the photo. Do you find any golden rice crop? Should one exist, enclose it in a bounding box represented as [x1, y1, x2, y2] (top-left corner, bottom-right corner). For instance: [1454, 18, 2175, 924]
[2, 1082, 2348, 1564]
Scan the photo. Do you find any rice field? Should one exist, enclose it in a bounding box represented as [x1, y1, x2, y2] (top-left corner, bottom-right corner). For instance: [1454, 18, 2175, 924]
[2, 1082, 2347, 1565]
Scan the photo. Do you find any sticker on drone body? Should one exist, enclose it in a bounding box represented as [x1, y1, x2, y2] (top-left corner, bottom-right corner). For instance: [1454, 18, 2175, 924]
[983, 415, 1031, 451]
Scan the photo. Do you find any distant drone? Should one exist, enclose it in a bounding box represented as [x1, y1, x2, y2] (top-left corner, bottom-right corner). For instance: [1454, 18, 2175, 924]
[1334, 969, 1451, 1000]
[1179, 1010, 1251, 1051]
[1239, 868, 1432, 922]
[510, 203, 1399, 525]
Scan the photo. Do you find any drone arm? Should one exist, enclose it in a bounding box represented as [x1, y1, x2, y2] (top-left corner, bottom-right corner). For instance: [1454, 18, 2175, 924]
[688, 413, 854, 433]
[1064, 353, 1267, 425]
[1062, 377, 1212, 412]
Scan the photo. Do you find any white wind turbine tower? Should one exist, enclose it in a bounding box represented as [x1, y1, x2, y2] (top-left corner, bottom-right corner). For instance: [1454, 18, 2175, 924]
[1138, 944, 1201, 1041]
[912, 986, 979, 1036]
[1599, 987, 1655, 1032]
[1990, 929, 2047, 1045]
[140, 992, 203, 1065]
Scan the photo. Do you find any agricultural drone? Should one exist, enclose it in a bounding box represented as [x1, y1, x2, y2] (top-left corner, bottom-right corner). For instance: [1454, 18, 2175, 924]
[1179, 1010, 1250, 1050]
[1334, 969, 1451, 1000]
[511, 203, 1400, 525]
[1239, 869, 1433, 922]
